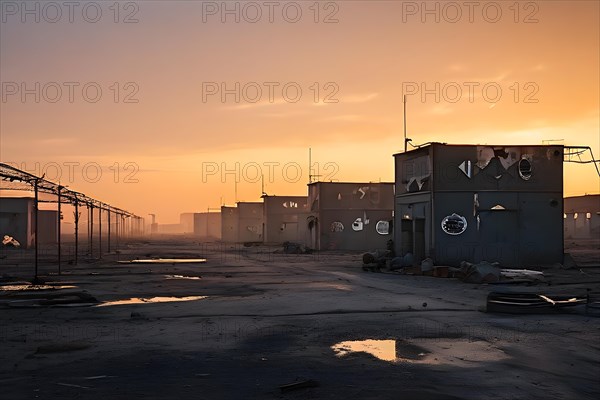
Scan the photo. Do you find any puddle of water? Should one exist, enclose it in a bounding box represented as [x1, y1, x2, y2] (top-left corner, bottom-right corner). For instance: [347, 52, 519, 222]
[97, 296, 207, 306]
[332, 339, 402, 362]
[119, 258, 206, 264]
[0, 285, 77, 291]
[164, 275, 201, 280]
[332, 339, 507, 365]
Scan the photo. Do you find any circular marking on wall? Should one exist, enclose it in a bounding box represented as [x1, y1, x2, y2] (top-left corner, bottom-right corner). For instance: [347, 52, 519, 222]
[441, 213, 467, 235]
[330, 222, 344, 232]
[376, 220, 390, 235]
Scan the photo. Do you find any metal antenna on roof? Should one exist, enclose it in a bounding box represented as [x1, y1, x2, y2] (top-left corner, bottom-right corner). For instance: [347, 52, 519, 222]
[261, 174, 267, 196]
[308, 147, 312, 184]
[403, 95, 411, 152]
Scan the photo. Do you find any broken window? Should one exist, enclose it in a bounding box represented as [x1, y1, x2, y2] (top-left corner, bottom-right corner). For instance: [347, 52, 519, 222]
[376, 220, 390, 235]
[330, 222, 344, 232]
[352, 218, 363, 231]
[518, 158, 532, 180]
[441, 213, 467, 235]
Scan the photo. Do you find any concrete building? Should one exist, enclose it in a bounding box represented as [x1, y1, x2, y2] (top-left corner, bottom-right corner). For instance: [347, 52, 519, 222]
[564, 194, 600, 239]
[220, 202, 264, 243]
[179, 213, 195, 234]
[193, 212, 221, 240]
[221, 206, 239, 242]
[394, 143, 564, 267]
[307, 182, 394, 251]
[262, 195, 309, 244]
[237, 202, 264, 243]
[0, 197, 58, 248]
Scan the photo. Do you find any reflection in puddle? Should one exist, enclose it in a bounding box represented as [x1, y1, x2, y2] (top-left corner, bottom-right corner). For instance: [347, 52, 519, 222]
[98, 296, 207, 306]
[0, 285, 77, 291]
[332, 339, 427, 362]
[119, 258, 206, 264]
[332, 339, 399, 361]
[164, 275, 201, 280]
[332, 339, 508, 365]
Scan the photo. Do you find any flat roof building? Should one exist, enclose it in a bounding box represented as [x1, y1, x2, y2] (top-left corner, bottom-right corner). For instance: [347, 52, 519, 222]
[394, 143, 564, 267]
[262, 195, 308, 244]
[307, 182, 394, 251]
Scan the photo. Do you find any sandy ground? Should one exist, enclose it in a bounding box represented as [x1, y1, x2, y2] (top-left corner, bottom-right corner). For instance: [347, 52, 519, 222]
[1, 238, 599, 400]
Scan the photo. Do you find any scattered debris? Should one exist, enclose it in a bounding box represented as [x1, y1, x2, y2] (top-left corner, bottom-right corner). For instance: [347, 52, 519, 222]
[2, 235, 20, 247]
[279, 379, 319, 393]
[281, 241, 312, 254]
[486, 291, 587, 314]
[457, 261, 501, 283]
[362, 240, 396, 271]
[500, 269, 545, 282]
[420, 258, 434, 273]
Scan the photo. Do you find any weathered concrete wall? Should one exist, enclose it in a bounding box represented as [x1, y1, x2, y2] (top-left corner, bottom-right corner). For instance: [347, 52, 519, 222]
[221, 206, 239, 242]
[394, 144, 564, 267]
[307, 182, 394, 251]
[237, 202, 264, 243]
[194, 212, 222, 239]
[263, 196, 309, 244]
[179, 213, 195, 234]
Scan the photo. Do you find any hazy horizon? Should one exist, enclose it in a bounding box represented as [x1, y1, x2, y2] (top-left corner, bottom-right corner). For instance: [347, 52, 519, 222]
[1, 1, 599, 223]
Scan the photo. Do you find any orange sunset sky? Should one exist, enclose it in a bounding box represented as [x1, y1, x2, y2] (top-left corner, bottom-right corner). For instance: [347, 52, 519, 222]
[1, 0, 599, 223]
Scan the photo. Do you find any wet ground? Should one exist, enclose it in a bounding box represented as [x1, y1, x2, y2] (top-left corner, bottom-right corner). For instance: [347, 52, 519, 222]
[1, 237, 599, 399]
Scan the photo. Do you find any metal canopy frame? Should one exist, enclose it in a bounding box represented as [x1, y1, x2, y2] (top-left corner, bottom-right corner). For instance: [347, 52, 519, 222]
[0, 162, 144, 281]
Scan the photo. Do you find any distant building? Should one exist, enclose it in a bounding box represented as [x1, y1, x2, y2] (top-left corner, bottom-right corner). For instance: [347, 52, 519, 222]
[193, 212, 221, 239]
[564, 194, 600, 239]
[179, 213, 195, 234]
[157, 223, 184, 234]
[394, 143, 564, 267]
[306, 182, 394, 251]
[262, 195, 309, 244]
[221, 206, 239, 242]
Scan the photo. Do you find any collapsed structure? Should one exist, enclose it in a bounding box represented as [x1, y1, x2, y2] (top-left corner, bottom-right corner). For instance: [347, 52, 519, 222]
[393, 143, 564, 267]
